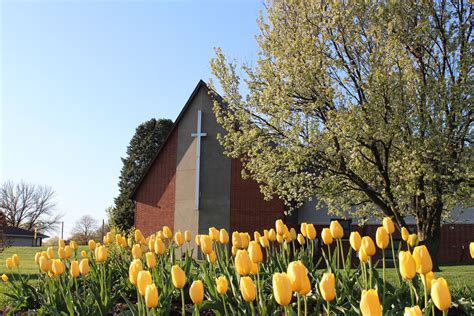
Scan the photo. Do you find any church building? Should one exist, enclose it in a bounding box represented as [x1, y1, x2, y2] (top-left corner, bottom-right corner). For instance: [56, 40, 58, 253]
[132, 80, 474, 264]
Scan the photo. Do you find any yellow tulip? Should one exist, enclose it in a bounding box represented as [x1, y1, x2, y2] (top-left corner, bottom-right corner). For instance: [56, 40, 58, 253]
[231, 245, 237, 256]
[146, 252, 156, 268]
[209, 227, 219, 241]
[276, 234, 284, 244]
[96, 246, 108, 263]
[376, 227, 389, 250]
[469, 242, 474, 259]
[39, 256, 50, 272]
[275, 219, 285, 235]
[70, 261, 80, 278]
[299, 274, 311, 296]
[58, 239, 65, 248]
[431, 278, 451, 311]
[330, 220, 344, 239]
[350, 231, 362, 251]
[47, 246, 55, 259]
[273, 272, 292, 306]
[295, 234, 304, 246]
[235, 250, 252, 276]
[306, 224, 317, 240]
[157, 231, 163, 240]
[425, 271, 435, 291]
[287, 261, 307, 292]
[359, 248, 369, 262]
[163, 226, 173, 239]
[195, 234, 201, 246]
[216, 276, 228, 295]
[58, 247, 66, 259]
[240, 233, 250, 248]
[200, 235, 213, 255]
[145, 283, 159, 308]
[268, 229, 277, 242]
[65, 245, 73, 258]
[135, 229, 145, 243]
[34, 252, 41, 264]
[207, 251, 217, 264]
[250, 262, 258, 275]
[81, 250, 88, 258]
[128, 259, 143, 285]
[300, 222, 308, 237]
[137, 271, 152, 296]
[189, 280, 204, 304]
[382, 217, 395, 235]
[79, 259, 90, 275]
[132, 244, 142, 259]
[88, 240, 96, 251]
[248, 241, 263, 263]
[284, 229, 292, 242]
[259, 236, 270, 248]
[401, 227, 409, 241]
[105, 232, 113, 245]
[404, 306, 422, 316]
[52, 259, 65, 275]
[407, 234, 417, 247]
[174, 230, 184, 247]
[70, 240, 77, 249]
[399, 251, 416, 280]
[5, 258, 13, 269]
[219, 229, 229, 244]
[361, 236, 376, 256]
[148, 237, 155, 252]
[321, 228, 333, 245]
[12, 254, 20, 267]
[319, 272, 336, 302]
[1, 274, 8, 282]
[232, 231, 242, 248]
[154, 238, 165, 255]
[240, 276, 256, 302]
[360, 289, 382, 316]
[171, 265, 186, 289]
[289, 228, 297, 241]
[412, 245, 432, 274]
[184, 230, 191, 242]
[252, 231, 260, 242]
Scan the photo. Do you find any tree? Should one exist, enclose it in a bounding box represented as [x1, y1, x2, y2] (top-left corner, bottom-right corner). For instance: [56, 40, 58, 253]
[0, 180, 63, 233]
[70, 215, 99, 244]
[210, 0, 472, 269]
[110, 118, 173, 230]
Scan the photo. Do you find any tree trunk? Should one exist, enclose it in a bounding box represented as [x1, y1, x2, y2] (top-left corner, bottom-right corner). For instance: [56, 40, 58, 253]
[416, 202, 443, 272]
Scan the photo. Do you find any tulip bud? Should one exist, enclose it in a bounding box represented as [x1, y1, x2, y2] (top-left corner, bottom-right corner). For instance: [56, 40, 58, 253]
[404, 306, 422, 316]
[79, 259, 90, 275]
[235, 249, 252, 276]
[275, 219, 285, 235]
[80, 250, 88, 258]
[350, 231, 362, 251]
[469, 242, 474, 259]
[184, 230, 191, 242]
[240, 233, 250, 249]
[132, 244, 142, 259]
[163, 226, 173, 239]
[137, 271, 152, 296]
[412, 245, 432, 274]
[146, 252, 156, 268]
[240, 276, 256, 302]
[135, 229, 145, 243]
[259, 236, 269, 248]
[248, 241, 263, 264]
[382, 217, 395, 235]
[65, 246, 72, 259]
[209, 227, 219, 241]
[431, 278, 451, 311]
[289, 228, 297, 241]
[47, 246, 55, 259]
[129, 259, 143, 285]
[52, 259, 65, 275]
[268, 229, 277, 242]
[321, 228, 333, 245]
[399, 251, 416, 280]
[216, 276, 228, 295]
[330, 220, 344, 239]
[424, 271, 435, 291]
[407, 234, 417, 247]
[189, 280, 204, 305]
[287, 261, 307, 292]
[5, 258, 13, 269]
[361, 236, 376, 256]
[58, 239, 65, 248]
[145, 284, 159, 308]
[219, 229, 229, 244]
[148, 237, 155, 252]
[39, 256, 50, 272]
[401, 227, 409, 241]
[300, 223, 308, 237]
[297, 233, 306, 245]
[88, 240, 96, 251]
[1, 274, 8, 282]
[96, 246, 108, 263]
[12, 254, 20, 267]
[207, 251, 217, 264]
[171, 265, 186, 289]
[58, 247, 66, 259]
[273, 273, 292, 306]
[70, 260, 80, 278]
[105, 232, 113, 245]
[376, 227, 389, 250]
[319, 272, 336, 301]
[174, 230, 184, 247]
[200, 235, 213, 255]
[360, 289, 382, 316]
[306, 224, 317, 240]
[154, 238, 165, 255]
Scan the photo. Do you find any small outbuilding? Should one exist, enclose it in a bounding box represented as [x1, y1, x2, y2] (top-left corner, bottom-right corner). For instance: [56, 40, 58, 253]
[1, 226, 49, 247]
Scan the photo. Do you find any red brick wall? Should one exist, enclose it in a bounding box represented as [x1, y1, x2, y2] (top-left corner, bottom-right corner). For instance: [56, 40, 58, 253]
[134, 130, 178, 237]
[230, 159, 285, 234]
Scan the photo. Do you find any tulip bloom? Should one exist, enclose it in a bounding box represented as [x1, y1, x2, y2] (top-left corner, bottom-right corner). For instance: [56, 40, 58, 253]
[361, 236, 376, 257]
[250, 262, 258, 275]
[359, 248, 369, 262]
[216, 276, 228, 295]
[240, 233, 250, 249]
[207, 251, 217, 264]
[12, 254, 20, 267]
[401, 227, 409, 241]
[219, 229, 229, 244]
[240, 276, 256, 302]
[81, 250, 88, 258]
[58, 239, 65, 248]
[275, 219, 285, 235]
[350, 231, 362, 251]
[259, 236, 270, 248]
[200, 235, 213, 254]
[189, 280, 204, 304]
[287, 261, 307, 292]
[399, 251, 416, 280]
[145, 283, 159, 308]
[248, 241, 263, 263]
[39, 257, 50, 273]
[470, 242, 474, 259]
[299, 275, 311, 296]
[297, 233, 305, 245]
[171, 265, 186, 289]
[235, 250, 252, 276]
[174, 230, 184, 247]
[319, 272, 336, 302]
[58, 247, 66, 259]
[163, 226, 173, 239]
[382, 217, 395, 235]
[70, 261, 80, 278]
[412, 245, 433, 274]
[209, 227, 219, 241]
[96, 246, 108, 263]
[1, 274, 8, 282]
[360, 289, 382, 316]
[146, 252, 156, 268]
[184, 230, 191, 242]
[289, 228, 297, 241]
[128, 259, 143, 285]
[5, 258, 13, 269]
[404, 306, 422, 316]
[79, 259, 90, 275]
[321, 228, 333, 245]
[376, 227, 389, 250]
[52, 259, 65, 276]
[47, 247, 55, 259]
[431, 278, 451, 311]
[88, 240, 96, 251]
[154, 238, 165, 255]
[268, 229, 277, 242]
[132, 244, 142, 259]
[300, 223, 308, 237]
[407, 234, 417, 247]
[330, 221, 343, 239]
[137, 271, 152, 296]
[424, 271, 435, 291]
[273, 273, 292, 306]
[306, 224, 317, 240]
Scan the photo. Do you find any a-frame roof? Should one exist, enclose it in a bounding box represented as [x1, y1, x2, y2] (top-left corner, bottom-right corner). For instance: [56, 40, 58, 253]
[130, 80, 221, 199]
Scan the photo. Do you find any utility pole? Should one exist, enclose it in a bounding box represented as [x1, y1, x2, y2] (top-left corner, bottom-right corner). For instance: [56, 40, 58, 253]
[61, 221, 64, 240]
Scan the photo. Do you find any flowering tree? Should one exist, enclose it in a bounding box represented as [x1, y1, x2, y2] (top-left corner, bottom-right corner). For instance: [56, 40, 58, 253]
[210, 0, 472, 268]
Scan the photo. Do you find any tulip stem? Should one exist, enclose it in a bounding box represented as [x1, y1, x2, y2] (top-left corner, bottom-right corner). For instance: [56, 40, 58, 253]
[327, 245, 331, 272]
[409, 280, 415, 306]
[422, 274, 429, 312]
[338, 239, 345, 271]
[326, 300, 330, 315]
[304, 296, 308, 316]
[368, 257, 373, 289]
[249, 302, 256, 316]
[221, 295, 229, 316]
[180, 288, 185, 315]
[382, 250, 386, 302]
[390, 234, 401, 285]
[297, 293, 301, 316]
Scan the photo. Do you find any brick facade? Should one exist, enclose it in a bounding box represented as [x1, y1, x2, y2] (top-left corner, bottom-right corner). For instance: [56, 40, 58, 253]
[134, 129, 178, 237]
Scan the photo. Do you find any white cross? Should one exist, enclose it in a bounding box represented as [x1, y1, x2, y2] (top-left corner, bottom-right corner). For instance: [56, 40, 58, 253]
[191, 110, 207, 210]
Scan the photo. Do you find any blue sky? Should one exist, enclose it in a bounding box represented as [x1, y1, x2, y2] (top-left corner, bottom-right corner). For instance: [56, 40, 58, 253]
[1, 0, 262, 237]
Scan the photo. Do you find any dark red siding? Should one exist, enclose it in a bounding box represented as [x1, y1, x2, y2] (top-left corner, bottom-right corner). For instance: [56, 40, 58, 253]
[134, 130, 177, 237]
[230, 159, 285, 233]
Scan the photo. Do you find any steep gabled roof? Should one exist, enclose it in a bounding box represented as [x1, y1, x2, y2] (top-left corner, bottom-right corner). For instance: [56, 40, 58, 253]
[2, 226, 49, 238]
[131, 80, 222, 199]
